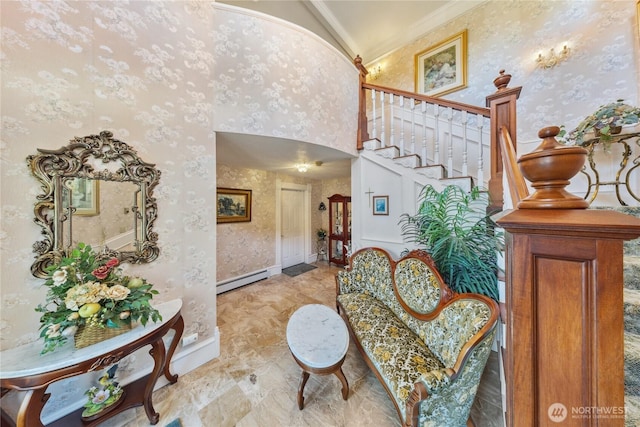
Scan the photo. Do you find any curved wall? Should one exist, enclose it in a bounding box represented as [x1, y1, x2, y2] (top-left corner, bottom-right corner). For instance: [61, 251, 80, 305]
[213, 4, 359, 154]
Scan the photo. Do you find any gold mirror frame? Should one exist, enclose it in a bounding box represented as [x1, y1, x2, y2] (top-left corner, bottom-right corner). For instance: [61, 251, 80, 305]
[27, 131, 161, 278]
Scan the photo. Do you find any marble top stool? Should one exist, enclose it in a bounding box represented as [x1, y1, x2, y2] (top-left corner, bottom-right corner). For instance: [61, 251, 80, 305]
[286, 304, 350, 410]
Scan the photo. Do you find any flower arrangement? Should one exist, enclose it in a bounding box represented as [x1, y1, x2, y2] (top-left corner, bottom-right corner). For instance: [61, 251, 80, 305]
[36, 243, 162, 354]
[82, 364, 123, 418]
[316, 228, 328, 240]
[560, 99, 640, 147]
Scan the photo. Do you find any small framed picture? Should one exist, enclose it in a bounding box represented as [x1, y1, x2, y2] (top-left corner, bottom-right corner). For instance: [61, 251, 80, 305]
[414, 29, 468, 97]
[217, 187, 252, 223]
[372, 195, 389, 215]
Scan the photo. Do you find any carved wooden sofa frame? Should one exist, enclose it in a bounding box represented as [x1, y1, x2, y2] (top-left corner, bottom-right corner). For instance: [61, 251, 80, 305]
[336, 247, 499, 427]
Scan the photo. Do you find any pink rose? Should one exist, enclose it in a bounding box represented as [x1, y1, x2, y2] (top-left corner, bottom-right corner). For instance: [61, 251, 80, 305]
[105, 258, 119, 268]
[92, 265, 111, 280]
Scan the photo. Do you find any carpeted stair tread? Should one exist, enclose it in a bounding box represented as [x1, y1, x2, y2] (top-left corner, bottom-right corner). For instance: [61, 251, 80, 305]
[625, 288, 640, 335]
[625, 332, 640, 397]
[626, 394, 640, 427]
[625, 256, 640, 291]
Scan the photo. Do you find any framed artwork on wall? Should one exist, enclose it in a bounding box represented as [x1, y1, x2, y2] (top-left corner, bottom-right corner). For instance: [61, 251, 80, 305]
[217, 187, 252, 223]
[372, 195, 389, 215]
[414, 29, 468, 97]
[63, 177, 100, 216]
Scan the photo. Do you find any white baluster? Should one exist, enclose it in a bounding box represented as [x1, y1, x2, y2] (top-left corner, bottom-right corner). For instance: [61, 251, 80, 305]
[477, 114, 485, 185]
[389, 93, 395, 149]
[421, 101, 427, 166]
[371, 89, 377, 141]
[410, 98, 416, 157]
[447, 107, 454, 175]
[380, 91, 386, 148]
[461, 111, 469, 176]
[399, 96, 404, 156]
[434, 104, 440, 165]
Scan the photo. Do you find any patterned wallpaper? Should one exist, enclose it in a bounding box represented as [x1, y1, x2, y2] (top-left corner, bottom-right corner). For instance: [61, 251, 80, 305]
[370, 0, 639, 144]
[1, 0, 636, 418]
[0, 1, 356, 419]
[216, 164, 350, 281]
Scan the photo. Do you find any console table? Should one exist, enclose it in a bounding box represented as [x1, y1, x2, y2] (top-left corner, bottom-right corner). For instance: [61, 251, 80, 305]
[580, 131, 640, 205]
[0, 299, 184, 427]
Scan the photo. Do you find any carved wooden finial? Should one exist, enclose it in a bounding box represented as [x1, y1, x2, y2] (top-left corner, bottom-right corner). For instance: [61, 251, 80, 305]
[354, 55, 362, 66]
[537, 126, 561, 150]
[516, 126, 589, 209]
[493, 70, 511, 91]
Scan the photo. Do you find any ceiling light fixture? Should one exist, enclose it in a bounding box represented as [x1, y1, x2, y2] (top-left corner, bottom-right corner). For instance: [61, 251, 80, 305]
[296, 164, 309, 173]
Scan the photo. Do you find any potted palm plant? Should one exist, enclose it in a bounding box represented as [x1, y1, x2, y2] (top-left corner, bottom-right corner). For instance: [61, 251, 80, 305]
[399, 184, 503, 301]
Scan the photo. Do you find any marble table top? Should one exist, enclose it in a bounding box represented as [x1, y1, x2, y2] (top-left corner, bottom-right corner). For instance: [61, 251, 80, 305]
[286, 304, 349, 369]
[0, 299, 182, 379]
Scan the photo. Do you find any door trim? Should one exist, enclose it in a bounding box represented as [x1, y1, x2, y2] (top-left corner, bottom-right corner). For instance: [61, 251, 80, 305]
[275, 179, 311, 273]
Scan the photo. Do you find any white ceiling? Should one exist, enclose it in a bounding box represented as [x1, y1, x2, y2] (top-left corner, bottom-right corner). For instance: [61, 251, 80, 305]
[216, 0, 483, 179]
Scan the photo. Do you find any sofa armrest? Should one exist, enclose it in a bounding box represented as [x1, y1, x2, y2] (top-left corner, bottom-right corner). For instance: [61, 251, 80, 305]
[414, 367, 455, 394]
[404, 369, 454, 427]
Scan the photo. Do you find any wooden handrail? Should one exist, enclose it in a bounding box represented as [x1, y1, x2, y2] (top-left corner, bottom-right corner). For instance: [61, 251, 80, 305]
[499, 126, 529, 207]
[362, 82, 491, 117]
[355, 57, 523, 212]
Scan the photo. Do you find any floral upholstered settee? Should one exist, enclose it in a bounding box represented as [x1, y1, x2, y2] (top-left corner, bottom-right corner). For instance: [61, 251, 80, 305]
[336, 247, 499, 427]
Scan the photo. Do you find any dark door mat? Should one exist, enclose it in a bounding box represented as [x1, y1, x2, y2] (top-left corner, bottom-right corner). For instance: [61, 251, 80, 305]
[282, 263, 317, 277]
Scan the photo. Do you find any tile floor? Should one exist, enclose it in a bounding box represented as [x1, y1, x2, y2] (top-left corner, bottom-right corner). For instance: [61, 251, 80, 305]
[103, 262, 503, 427]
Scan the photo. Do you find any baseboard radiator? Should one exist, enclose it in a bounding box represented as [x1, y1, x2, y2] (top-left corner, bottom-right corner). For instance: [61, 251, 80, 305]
[216, 269, 269, 294]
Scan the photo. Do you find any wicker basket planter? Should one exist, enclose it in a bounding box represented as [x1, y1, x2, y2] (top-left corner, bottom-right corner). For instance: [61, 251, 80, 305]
[74, 323, 131, 349]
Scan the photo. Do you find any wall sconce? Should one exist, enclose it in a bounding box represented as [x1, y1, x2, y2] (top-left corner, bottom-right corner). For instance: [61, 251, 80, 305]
[369, 65, 382, 80]
[536, 45, 571, 69]
[318, 202, 327, 211]
[296, 163, 309, 173]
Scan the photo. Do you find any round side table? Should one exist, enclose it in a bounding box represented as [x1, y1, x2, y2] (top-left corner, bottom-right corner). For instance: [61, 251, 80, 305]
[286, 304, 349, 410]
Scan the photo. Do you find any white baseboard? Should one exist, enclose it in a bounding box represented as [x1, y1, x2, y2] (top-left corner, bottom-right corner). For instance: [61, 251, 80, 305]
[216, 269, 269, 294]
[41, 328, 220, 425]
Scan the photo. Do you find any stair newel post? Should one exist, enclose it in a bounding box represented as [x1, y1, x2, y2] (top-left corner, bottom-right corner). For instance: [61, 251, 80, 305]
[497, 209, 640, 426]
[354, 55, 370, 151]
[485, 70, 522, 213]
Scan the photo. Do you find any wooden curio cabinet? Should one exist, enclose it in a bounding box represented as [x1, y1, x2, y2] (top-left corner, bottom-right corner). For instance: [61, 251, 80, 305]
[328, 194, 351, 266]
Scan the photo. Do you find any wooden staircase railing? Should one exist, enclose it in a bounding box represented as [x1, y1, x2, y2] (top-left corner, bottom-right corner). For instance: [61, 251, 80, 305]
[355, 56, 521, 212]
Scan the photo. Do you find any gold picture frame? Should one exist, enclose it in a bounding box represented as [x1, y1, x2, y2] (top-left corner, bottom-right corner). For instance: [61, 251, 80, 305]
[217, 187, 252, 223]
[414, 30, 468, 97]
[63, 177, 100, 216]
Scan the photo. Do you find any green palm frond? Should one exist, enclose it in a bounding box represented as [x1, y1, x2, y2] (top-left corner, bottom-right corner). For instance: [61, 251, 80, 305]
[399, 184, 503, 300]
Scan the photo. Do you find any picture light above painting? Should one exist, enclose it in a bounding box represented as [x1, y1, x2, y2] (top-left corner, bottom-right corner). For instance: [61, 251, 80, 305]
[217, 188, 252, 223]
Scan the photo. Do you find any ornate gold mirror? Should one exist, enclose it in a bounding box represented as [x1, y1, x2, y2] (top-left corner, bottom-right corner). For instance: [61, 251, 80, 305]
[27, 131, 161, 278]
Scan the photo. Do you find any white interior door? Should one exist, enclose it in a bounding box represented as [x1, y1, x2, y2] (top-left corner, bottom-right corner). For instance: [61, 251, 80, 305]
[281, 189, 305, 268]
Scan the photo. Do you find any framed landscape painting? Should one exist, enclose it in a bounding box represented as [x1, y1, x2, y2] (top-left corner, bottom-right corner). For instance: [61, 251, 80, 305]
[63, 177, 100, 216]
[415, 30, 467, 97]
[217, 188, 252, 223]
